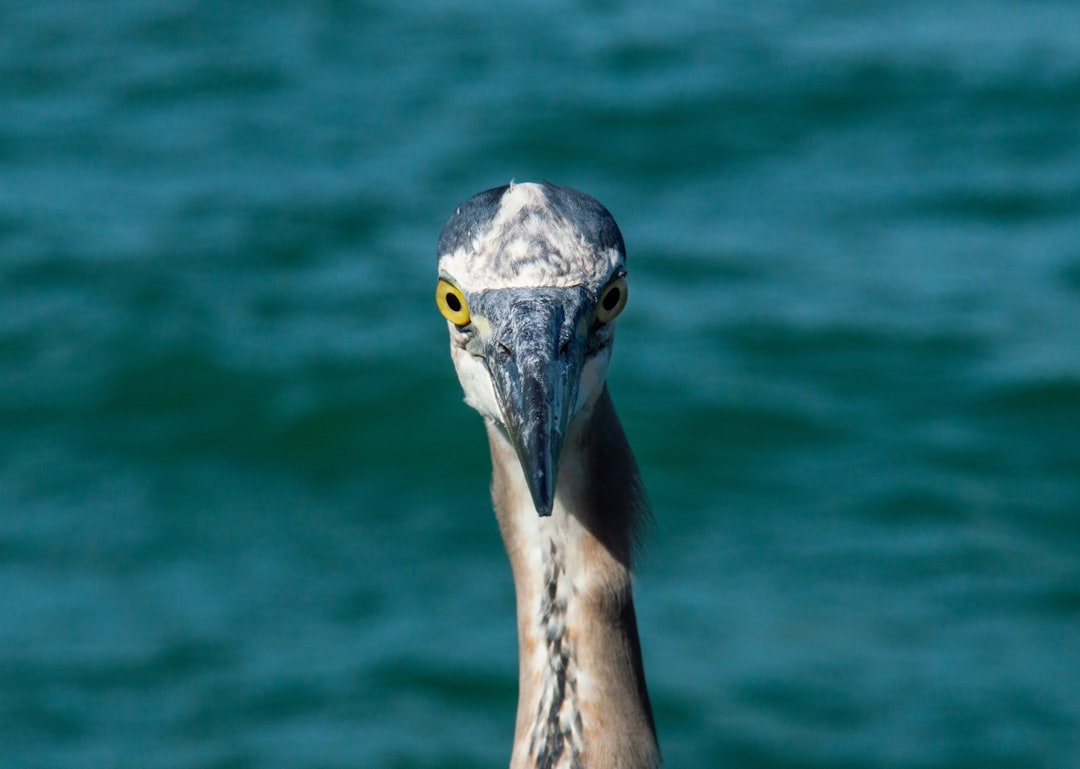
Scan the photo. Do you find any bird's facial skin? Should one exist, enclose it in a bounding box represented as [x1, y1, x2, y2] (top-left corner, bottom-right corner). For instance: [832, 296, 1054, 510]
[437, 273, 627, 516]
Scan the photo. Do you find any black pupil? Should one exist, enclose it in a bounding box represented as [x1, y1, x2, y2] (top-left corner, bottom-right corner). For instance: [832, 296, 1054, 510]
[445, 292, 462, 312]
[602, 286, 621, 311]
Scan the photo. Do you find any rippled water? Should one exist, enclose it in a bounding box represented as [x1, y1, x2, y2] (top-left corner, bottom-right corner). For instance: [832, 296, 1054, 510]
[2, 2, 1079, 768]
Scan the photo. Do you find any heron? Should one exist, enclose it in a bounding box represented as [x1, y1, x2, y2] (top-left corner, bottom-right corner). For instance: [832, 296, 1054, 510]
[436, 182, 661, 769]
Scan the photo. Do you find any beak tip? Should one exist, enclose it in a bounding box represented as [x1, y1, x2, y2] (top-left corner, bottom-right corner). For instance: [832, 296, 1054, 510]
[519, 427, 560, 518]
[530, 479, 556, 517]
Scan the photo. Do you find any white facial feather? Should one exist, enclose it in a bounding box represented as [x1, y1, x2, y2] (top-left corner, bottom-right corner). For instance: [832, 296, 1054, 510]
[448, 330, 503, 422]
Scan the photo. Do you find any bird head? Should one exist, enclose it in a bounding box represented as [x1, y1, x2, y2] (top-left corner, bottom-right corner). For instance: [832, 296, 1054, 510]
[436, 182, 629, 517]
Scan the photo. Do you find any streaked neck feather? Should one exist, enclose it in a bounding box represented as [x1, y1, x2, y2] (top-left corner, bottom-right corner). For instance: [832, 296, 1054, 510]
[487, 387, 660, 769]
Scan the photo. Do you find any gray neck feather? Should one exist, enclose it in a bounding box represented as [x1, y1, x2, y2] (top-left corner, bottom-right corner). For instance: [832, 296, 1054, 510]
[487, 388, 661, 769]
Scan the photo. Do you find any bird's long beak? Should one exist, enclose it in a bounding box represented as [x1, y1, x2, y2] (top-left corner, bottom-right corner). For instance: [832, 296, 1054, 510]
[482, 288, 590, 517]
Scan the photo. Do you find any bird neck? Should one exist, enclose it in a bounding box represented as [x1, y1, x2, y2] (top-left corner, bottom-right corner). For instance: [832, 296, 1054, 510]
[487, 387, 661, 769]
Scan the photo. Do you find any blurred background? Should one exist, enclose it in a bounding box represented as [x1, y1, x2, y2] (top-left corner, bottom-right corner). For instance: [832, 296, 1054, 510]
[2, 1, 1078, 767]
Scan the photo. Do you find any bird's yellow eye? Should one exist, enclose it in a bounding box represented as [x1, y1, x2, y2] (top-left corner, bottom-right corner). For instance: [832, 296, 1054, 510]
[436, 279, 471, 326]
[595, 276, 628, 324]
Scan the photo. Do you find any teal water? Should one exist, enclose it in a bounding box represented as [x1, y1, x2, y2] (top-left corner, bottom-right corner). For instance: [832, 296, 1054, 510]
[3, 2, 1079, 767]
